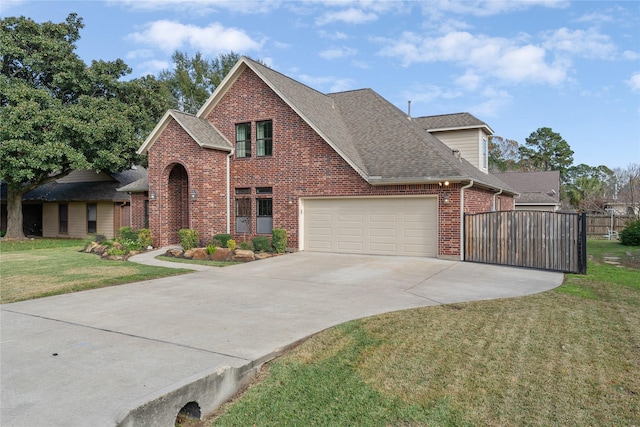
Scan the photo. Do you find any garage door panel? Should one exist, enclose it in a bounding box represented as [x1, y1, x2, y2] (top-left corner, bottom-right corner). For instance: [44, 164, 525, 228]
[304, 197, 437, 257]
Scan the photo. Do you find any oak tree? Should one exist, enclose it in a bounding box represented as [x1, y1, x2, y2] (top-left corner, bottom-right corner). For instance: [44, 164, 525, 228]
[1, 14, 168, 238]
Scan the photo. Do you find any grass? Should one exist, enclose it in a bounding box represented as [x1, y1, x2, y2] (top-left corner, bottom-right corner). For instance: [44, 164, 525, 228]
[0, 238, 191, 303]
[201, 240, 640, 427]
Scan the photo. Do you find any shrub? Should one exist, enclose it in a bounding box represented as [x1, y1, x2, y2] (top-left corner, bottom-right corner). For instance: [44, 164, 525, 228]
[212, 233, 232, 248]
[272, 228, 287, 253]
[94, 234, 107, 244]
[620, 219, 640, 246]
[206, 244, 217, 255]
[252, 236, 272, 252]
[118, 226, 137, 241]
[136, 228, 153, 248]
[227, 239, 236, 251]
[238, 241, 252, 250]
[178, 229, 199, 251]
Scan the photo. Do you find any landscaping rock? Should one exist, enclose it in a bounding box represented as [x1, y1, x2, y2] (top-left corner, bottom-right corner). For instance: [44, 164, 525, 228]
[211, 248, 231, 261]
[94, 245, 109, 255]
[192, 248, 208, 260]
[165, 249, 183, 258]
[183, 249, 195, 259]
[232, 249, 255, 262]
[84, 242, 99, 253]
[255, 252, 272, 260]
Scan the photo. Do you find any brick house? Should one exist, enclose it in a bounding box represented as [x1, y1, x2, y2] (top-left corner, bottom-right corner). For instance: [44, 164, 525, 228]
[137, 57, 516, 258]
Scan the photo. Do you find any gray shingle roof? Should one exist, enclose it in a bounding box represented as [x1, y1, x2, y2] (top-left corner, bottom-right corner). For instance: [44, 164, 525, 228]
[169, 110, 232, 151]
[244, 58, 513, 192]
[493, 171, 560, 204]
[413, 112, 493, 133]
[17, 167, 148, 202]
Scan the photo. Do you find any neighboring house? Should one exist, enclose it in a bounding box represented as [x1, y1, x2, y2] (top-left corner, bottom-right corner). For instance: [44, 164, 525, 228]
[0, 168, 148, 239]
[493, 171, 561, 212]
[137, 57, 516, 258]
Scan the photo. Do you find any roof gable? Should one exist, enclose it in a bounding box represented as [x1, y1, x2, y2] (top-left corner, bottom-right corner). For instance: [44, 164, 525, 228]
[414, 112, 493, 134]
[137, 110, 232, 155]
[493, 171, 560, 204]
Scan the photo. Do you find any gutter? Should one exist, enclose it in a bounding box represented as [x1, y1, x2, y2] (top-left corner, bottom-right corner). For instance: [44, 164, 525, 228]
[460, 180, 474, 261]
[492, 188, 503, 211]
[367, 176, 467, 186]
[226, 149, 234, 234]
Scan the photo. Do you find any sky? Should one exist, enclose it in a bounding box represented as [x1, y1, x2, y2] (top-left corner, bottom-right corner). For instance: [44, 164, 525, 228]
[3, 0, 640, 171]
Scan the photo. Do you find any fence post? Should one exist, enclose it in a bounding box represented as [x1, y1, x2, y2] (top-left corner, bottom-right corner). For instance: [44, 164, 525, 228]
[579, 212, 587, 274]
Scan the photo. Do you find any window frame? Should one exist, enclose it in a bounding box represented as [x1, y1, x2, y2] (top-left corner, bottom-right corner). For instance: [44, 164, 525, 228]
[256, 120, 273, 157]
[235, 197, 251, 234]
[59, 204, 68, 234]
[235, 123, 251, 158]
[87, 203, 97, 234]
[256, 197, 273, 234]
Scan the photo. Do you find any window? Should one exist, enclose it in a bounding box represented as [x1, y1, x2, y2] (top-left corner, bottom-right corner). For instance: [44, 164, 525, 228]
[256, 198, 273, 234]
[59, 204, 68, 233]
[236, 123, 251, 158]
[236, 198, 251, 233]
[257, 120, 272, 157]
[481, 137, 488, 170]
[87, 203, 97, 234]
[256, 187, 273, 194]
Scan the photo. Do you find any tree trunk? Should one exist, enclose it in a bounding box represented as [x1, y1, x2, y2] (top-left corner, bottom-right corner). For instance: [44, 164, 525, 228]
[5, 187, 26, 239]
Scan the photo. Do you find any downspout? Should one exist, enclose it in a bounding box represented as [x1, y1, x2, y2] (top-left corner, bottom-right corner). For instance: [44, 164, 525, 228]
[492, 188, 503, 212]
[226, 150, 234, 234]
[460, 180, 474, 261]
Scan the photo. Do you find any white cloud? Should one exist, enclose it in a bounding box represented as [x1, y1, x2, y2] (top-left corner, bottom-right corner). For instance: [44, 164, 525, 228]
[319, 46, 357, 60]
[377, 31, 567, 86]
[316, 7, 378, 25]
[127, 20, 263, 54]
[543, 28, 617, 60]
[470, 87, 513, 117]
[419, 0, 569, 18]
[627, 73, 640, 93]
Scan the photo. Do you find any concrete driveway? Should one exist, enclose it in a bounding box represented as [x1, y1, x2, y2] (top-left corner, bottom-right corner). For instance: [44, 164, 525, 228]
[0, 250, 563, 427]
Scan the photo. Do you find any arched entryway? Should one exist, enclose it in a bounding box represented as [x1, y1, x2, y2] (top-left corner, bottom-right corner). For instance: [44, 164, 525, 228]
[165, 163, 190, 244]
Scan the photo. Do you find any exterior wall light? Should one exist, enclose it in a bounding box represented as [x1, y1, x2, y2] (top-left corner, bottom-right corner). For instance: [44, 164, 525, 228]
[443, 194, 451, 204]
[191, 189, 197, 201]
[150, 191, 156, 200]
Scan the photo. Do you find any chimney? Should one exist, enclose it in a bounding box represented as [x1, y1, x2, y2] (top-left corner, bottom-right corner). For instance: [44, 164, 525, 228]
[407, 100, 411, 120]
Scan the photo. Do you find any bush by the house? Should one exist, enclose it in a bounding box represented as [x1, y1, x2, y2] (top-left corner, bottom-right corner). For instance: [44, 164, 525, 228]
[178, 229, 199, 251]
[206, 244, 217, 255]
[620, 219, 640, 246]
[238, 241, 252, 250]
[252, 236, 272, 252]
[227, 239, 236, 251]
[212, 233, 232, 248]
[272, 228, 287, 253]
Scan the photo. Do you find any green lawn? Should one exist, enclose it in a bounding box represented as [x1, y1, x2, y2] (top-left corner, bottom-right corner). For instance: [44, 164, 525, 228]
[203, 240, 640, 426]
[0, 239, 191, 303]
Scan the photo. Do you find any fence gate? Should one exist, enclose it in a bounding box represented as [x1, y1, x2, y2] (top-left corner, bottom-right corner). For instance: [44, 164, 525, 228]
[464, 211, 587, 274]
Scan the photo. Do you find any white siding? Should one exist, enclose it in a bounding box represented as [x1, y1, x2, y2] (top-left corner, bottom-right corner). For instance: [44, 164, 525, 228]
[432, 128, 490, 172]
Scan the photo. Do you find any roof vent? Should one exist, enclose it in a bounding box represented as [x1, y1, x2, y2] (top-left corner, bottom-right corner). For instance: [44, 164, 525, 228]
[452, 149, 461, 160]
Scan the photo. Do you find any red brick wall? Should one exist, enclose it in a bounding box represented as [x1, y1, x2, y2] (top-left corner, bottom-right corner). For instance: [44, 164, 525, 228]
[147, 120, 229, 247]
[130, 193, 148, 230]
[146, 67, 514, 256]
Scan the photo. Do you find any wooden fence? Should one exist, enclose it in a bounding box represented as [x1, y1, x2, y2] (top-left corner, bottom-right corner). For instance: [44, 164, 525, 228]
[464, 211, 587, 274]
[586, 214, 634, 238]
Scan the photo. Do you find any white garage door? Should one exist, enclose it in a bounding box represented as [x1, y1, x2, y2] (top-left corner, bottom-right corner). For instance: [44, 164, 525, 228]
[303, 197, 438, 257]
